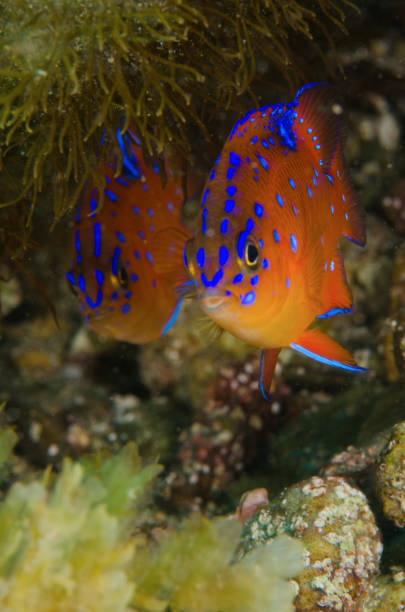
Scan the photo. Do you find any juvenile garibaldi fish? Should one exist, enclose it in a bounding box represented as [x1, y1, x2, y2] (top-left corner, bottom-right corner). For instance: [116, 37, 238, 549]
[66, 128, 191, 343]
[182, 83, 367, 397]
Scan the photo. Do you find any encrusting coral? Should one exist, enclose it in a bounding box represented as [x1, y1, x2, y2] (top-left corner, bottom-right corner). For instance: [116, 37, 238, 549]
[0, 0, 358, 261]
[0, 426, 305, 612]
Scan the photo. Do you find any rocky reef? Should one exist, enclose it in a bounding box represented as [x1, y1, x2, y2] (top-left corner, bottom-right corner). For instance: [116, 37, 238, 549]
[0, 0, 405, 610]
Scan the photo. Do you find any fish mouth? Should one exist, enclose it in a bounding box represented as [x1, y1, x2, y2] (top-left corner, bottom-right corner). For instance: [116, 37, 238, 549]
[199, 291, 232, 311]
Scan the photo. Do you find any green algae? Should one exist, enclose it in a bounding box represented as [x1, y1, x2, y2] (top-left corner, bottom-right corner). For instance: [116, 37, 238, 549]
[0, 0, 358, 262]
[0, 429, 304, 612]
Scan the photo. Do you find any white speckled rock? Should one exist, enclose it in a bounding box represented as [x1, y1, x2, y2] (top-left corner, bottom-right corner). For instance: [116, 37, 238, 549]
[240, 476, 382, 611]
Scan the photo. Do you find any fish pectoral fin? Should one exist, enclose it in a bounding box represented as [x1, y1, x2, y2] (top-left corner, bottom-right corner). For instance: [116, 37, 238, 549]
[259, 348, 281, 400]
[195, 310, 224, 345]
[290, 328, 367, 372]
[151, 226, 191, 286]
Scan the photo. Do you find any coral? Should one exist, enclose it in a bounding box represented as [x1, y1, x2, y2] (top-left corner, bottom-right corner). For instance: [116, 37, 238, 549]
[375, 421, 405, 528]
[240, 475, 382, 611]
[0, 0, 358, 260]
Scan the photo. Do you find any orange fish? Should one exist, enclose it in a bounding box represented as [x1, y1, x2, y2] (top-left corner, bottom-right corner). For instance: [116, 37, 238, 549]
[182, 84, 367, 397]
[66, 128, 190, 343]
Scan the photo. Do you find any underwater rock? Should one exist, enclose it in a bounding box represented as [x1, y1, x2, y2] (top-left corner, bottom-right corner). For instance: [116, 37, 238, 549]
[163, 355, 282, 509]
[382, 179, 405, 236]
[375, 421, 405, 528]
[240, 475, 382, 611]
[359, 567, 405, 611]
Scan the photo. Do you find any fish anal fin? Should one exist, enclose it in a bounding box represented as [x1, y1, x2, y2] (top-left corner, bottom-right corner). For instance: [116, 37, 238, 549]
[318, 249, 353, 319]
[259, 348, 281, 400]
[290, 328, 366, 372]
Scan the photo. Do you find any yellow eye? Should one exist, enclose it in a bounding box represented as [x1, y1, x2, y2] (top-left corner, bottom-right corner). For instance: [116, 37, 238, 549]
[111, 262, 129, 289]
[244, 239, 259, 269]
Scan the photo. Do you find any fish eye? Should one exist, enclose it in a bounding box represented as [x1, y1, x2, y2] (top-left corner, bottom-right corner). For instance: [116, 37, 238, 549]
[244, 239, 259, 270]
[117, 264, 129, 289]
[111, 260, 129, 290]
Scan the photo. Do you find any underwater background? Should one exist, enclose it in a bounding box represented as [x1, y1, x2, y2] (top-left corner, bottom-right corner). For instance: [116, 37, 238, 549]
[0, 0, 404, 610]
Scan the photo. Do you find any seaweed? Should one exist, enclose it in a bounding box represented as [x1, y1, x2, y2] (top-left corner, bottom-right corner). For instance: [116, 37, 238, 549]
[0, 430, 304, 612]
[0, 0, 358, 261]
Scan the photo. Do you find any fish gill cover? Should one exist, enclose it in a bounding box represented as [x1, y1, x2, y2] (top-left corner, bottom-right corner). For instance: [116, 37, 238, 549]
[0, 0, 358, 264]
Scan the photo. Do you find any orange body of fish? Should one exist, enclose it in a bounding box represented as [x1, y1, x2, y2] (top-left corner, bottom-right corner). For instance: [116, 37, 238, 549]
[66, 128, 191, 344]
[183, 84, 367, 396]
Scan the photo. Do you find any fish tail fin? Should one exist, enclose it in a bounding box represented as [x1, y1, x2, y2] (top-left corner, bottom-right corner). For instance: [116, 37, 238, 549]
[290, 328, 367, 372]
[259, 348, 281, 399]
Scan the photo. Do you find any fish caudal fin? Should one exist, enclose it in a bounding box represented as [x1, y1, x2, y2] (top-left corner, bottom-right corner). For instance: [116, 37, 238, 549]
[259, 348, 281, 399]
[318, 249, 353, 319]
[290, 328, 367, 372]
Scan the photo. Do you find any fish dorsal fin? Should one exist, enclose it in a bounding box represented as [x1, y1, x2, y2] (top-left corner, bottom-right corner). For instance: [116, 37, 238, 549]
[151, 226, 191, 285]
[259, 348, 281, 400]
[294, 83, 340, 173]
[290, 328, 367, 372]
[317, 249, 353, 319]
[295, 84, 366, 247]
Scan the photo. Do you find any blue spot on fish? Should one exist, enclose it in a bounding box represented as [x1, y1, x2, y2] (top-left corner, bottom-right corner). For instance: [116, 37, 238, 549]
[254, 202, 263, 217]
[250, 275, 259, 286]
[288, 178, 295, 189]
[224, 199, 235, 213]
[94, 223, 101, 258]
[122, 304, 130, 314]
[219, 245, 229, 266]
[78, 274, 86, 292]
[131, 274, 138, 282]
[233, 273, 243, 284]
[104, 188, 118, 202]
[226, 185, 237, 197]
[286, 277, 291, 288]
[273, 229, 280, 243]
[255, 152, 269, 170]
[220, 219, 229, 234]
[202, 208, 208, 233]
[290, 234, 298, 253]
[276, 193, 284, 207]
[96, 270, 104, 286]
[146, 252, 153, 264]
[115, 231, 126, 243]
[197, 248, 205, 268]
[201, 188, 210, 207]
[229, 151, 241, 167]
[262, 259, 269, 269]
[112, 246, 121, 276]
[227, 167, 237, 180]
[241, 291, 256, 305]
